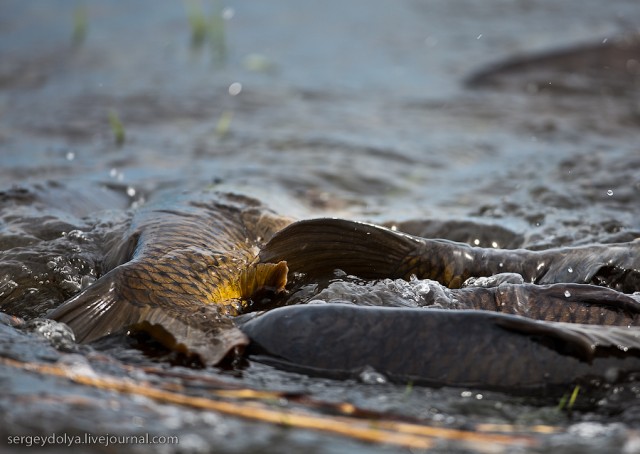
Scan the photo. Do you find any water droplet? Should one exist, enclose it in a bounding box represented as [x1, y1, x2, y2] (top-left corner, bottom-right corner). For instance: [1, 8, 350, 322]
[461, 391, 472, 397]
[491, 241, 498, 248]
[65, 151, 75, 161]
[564, 290, 571, 298]
[109, 168, 118, 178]
[126, 186, 136, 197]
[473, 239, 480, 246]
[222, 7, 235, 20]
[568, 267, 573, 273]
[228, 82, 242, 96]
[475, 393, 483, 400]
[607, 189, 613, 196]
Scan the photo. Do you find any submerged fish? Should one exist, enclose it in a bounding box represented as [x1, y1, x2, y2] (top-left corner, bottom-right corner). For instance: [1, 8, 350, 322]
[48, 191, 291, 365]
[240, 304, 640, 390]
[287, 276, 640, 326]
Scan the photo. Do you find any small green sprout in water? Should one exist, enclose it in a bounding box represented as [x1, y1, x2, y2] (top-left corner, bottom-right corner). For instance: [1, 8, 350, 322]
[72, 5, 88, 46]
[186, 1, 208, 49]
[557, 384, 580, 413]
[108, 110, 126, 147]
[215, 111, 233, 139]
[403, 380, 414, 400]
[185, 0, 228, 63]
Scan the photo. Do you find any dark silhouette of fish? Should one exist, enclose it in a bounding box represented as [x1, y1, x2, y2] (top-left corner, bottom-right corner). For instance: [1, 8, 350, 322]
[240, 304, 640, 390]
[48, 192, 290, 365]
[287, 276, 640, 326]
[466, 34, 640, 96]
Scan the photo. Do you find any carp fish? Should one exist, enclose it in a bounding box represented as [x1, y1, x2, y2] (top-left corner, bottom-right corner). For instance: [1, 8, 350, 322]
[48, 191, 291, 365]
[240, 303, 640, 391]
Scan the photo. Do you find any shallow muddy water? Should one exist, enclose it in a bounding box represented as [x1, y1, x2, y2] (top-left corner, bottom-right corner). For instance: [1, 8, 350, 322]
[2, 1, 640, 452]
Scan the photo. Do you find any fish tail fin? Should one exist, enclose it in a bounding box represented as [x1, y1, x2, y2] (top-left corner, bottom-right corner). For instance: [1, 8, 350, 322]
[495, 315, 640, 362]
[47, 267, 143, 343]
[48, 266, 248, 365]
[258, 218, 420, 279]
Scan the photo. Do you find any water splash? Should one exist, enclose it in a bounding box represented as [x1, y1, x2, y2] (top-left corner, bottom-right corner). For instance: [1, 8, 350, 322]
[359, 366, 388, 385]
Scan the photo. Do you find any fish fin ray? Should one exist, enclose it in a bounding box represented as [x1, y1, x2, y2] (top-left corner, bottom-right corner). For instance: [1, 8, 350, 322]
[258, 218, 418, 279]
[240, 261, 289, 299]
[48, 267, 143, 343]
[49, 267, 248, 364]
[135, 309, 248, 365]
[495, 315, 640, 361]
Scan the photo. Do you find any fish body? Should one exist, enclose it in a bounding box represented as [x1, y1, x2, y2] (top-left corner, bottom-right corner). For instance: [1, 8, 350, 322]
[240, 303, 640, 390]
[295, 277, 640, 326]
[49, 191, 290, 364]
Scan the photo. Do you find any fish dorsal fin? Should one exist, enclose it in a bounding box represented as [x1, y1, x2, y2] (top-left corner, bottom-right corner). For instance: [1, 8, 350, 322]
[239, 261, 289, 299]
[494, 315, 640, 362]
[258, 218, 419, 279]
[212, 261, 289, 303]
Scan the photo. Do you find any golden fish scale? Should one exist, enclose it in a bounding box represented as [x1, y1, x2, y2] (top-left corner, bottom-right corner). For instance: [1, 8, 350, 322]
[122, 204, 264, 313]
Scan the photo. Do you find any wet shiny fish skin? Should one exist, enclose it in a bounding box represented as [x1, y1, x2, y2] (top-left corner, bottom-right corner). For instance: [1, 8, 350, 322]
[48, 191, 290, 365]
[250, 217, 640, 391]
[298, 277, 640, 326]
[259, 218, 640, 292]
[240, 303, 640, 391]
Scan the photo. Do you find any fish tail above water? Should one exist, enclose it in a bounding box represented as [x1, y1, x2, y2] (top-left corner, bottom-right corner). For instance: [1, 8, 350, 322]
[258, 218, 420, 280]
[259, 218, 640, 291]
[257, 217, 530, 285]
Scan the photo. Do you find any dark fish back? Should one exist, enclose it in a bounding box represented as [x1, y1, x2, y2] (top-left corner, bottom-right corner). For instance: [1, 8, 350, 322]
[241, 304, 640, 391]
